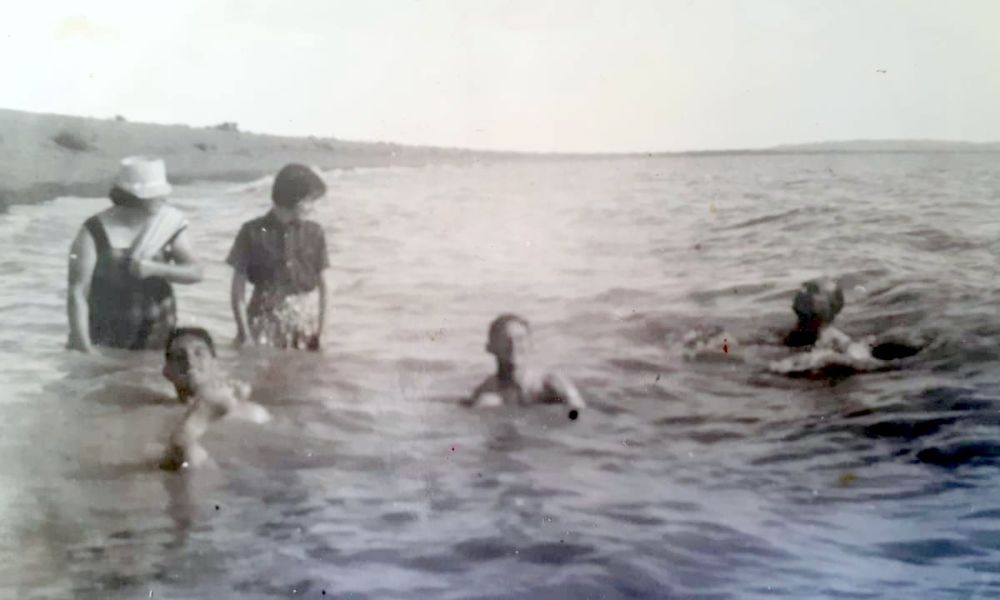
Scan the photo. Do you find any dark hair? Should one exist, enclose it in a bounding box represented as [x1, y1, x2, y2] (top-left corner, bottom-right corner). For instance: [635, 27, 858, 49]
[793, 279, 845, 324]
[165, 327, 217, 358]
[488, 313, 530, 341]
[109, 186, 144, 208]
[272, 163, 327, 208]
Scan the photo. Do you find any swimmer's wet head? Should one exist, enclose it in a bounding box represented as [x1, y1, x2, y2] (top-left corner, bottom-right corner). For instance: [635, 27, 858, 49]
[486, 313, 532, 372]
[270, 163, 327, 224]
[794, 278, 844, 327]
[163, 327, 218, 402]
[784, 277, 845, 348]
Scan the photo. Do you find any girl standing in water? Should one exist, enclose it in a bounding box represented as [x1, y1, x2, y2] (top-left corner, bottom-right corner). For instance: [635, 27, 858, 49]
[227, 163, 330, 350]
[66, 157, 203, 352]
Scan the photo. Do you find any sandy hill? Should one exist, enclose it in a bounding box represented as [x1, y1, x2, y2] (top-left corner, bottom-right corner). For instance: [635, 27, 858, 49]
[0, 109, 489, 208]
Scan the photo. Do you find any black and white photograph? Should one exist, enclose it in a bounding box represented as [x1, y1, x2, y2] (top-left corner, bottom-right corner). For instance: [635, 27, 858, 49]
[0, 1, 998, 598]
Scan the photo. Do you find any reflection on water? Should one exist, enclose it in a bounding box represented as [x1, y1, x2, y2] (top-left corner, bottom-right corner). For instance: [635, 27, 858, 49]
[1, 154, 1000, 598]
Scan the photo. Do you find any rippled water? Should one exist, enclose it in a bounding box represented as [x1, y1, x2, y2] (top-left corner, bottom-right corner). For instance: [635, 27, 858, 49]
[1, 154, 999, 598]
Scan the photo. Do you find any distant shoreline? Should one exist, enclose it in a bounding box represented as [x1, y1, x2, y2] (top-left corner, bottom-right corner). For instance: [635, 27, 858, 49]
[1, 107, 998, 210]
[0, 108, 514, 210]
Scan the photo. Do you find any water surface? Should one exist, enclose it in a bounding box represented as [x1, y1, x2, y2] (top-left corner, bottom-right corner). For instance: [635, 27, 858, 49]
[1, 154, 999, 598]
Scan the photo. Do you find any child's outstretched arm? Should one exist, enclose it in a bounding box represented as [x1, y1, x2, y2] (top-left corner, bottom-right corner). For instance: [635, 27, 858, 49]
[160, 400, 219, 470]
[545, 372, 586, 409]
[820, 327, 854, 352]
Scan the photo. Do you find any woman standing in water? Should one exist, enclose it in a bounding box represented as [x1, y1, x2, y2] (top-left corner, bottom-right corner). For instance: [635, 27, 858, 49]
[66, 157, 203, 352]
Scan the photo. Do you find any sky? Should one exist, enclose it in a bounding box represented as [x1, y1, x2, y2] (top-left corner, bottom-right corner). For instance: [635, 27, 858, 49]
[2, 0, 999, 153]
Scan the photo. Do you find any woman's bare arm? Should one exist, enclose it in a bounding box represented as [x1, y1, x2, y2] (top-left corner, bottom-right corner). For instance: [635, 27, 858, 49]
[134, 229, 203, 284]
[66, 228, 96, 353]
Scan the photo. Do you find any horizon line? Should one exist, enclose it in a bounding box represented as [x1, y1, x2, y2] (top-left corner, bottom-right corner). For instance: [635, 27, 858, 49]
[4, 106, 1000, 157]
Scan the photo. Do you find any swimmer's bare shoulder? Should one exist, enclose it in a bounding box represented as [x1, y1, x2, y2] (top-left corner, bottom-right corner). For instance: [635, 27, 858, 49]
[464, 375, 503, 407]
[226, 380, 271, 424]
[197, 379, 270, 423]
[816, 327, 853, 352]
[231, 380, 252, 401]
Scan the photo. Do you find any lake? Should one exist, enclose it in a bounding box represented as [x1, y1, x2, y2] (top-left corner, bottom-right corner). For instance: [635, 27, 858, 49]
[1, 153, 998, 598]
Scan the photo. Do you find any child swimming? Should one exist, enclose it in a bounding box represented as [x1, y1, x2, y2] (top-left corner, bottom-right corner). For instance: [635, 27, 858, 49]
[772, 277, 921, 375]
[783, 277, 867, 355]
[465, 314, 586, 411]
[159, 327, 270, 470]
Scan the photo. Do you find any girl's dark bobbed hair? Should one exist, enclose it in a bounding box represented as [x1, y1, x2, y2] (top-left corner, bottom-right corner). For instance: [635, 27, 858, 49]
[272, 163, 327, 208]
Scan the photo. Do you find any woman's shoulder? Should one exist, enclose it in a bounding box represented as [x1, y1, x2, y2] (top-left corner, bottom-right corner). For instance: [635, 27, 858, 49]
[85, 207, 118, 225]
[80, 208, 119, 240]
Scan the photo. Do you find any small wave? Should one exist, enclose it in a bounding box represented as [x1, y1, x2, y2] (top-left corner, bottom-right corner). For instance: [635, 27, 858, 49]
[605, 357, 666, 374]
[722, 208, 803, 231]
[589, 287, 663, 305]
[687, 281, 778, 304]
[899, 227, 980, 252]
[780, 178, 812, 188]
[223, 175, 273, 194]
[877, 538, 987, 566]
[916, 441, 1000, 469]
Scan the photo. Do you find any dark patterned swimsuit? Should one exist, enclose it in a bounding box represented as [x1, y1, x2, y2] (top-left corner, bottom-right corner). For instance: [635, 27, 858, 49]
[84, 216, 180, 350]
[226, 211, 329, 349]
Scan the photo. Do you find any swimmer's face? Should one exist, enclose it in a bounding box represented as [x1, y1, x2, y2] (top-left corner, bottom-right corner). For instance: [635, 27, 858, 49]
[293, 197, 319, 220]
[272, 196, 320, 224]
[138, 196, 166, 215]
[487, 321, 532, 366]
[163, 335, 216, 393]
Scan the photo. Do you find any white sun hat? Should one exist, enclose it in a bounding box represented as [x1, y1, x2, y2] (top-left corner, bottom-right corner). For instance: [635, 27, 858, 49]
[113, 156, 172, 199]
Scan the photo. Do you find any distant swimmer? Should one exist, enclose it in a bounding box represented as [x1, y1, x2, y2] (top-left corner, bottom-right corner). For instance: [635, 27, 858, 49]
[784, 277, 849, 349]
[159, 327, 270, 470]
[464, 314, 586, 411]
[773, 277, 921, 375]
